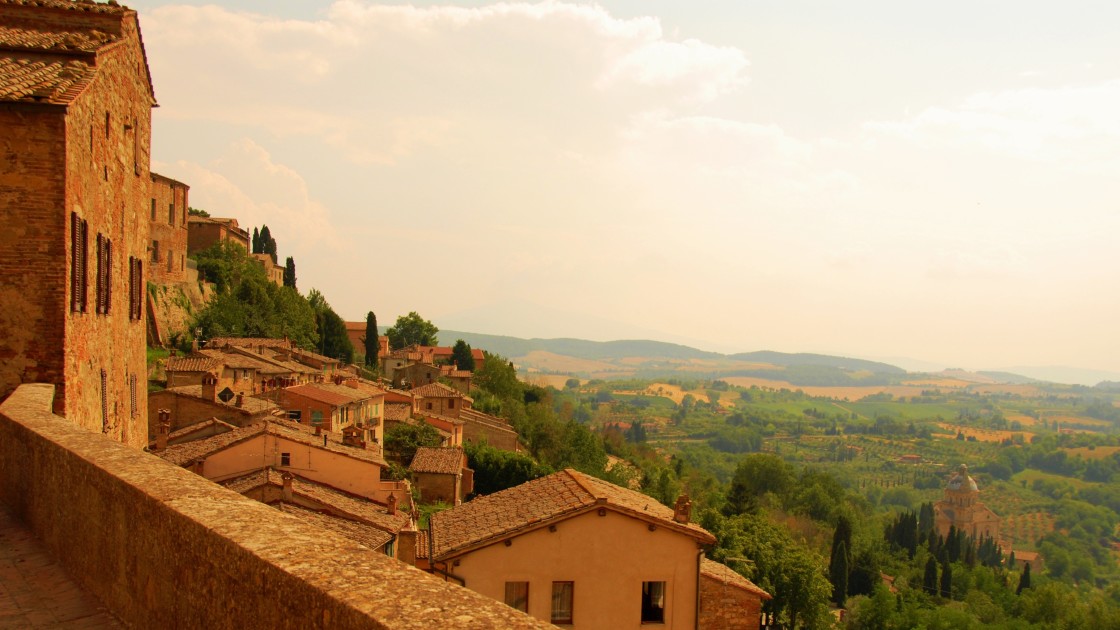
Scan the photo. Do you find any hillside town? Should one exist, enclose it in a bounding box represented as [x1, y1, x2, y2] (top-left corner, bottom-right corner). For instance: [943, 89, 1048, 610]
[0, 1, 769, 627]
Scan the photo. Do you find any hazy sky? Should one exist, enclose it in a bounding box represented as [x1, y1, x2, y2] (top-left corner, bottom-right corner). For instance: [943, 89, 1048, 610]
[129, 0, 1120, 373]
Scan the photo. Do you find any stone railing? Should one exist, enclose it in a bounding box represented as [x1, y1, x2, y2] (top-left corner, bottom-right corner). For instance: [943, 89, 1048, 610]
[0, 384, 550, 629]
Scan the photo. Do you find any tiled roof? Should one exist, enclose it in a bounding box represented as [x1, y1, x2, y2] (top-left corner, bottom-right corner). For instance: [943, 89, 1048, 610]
[284, 383, 357, 407]
[276, 504, 393, 551]
[165, 355, 219, 373]
[166, 418, 235, 441]
[410, 447, 464, 475]
[420, 413, 464, 427]
[0, 0, 128, 15]
[313, 382, 374, 403]
[384, 390, 413, 404]
[0, 54, 95, 104]
[208, 337, 291, 349]
[384, 404, 411, 422]
[415, 529, 430, 559]
[430, 469, 714, 559]
[343, 379, 386, 397]
[290, 348, 339, 364]
[162, 385, 279, 415]
[411, 382, 466, 399]
[197, 349, 269, 371]
[460, 408, 515, 430]
[0, 24, 117, 52]
[222, 469, 408, 534]
[159, 418, 386, 467]
[700, 558, 772, 600]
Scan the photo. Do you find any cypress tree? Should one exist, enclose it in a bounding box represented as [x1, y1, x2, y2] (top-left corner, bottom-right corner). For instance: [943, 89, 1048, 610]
[1017, 563, 1031, 595]
[940, 561, 952, 598]
[283, 256, 296, 289]
[252, 227, 260, 253]
[923, 557, 938, 595]
[363, 311, 379, 367]
[829, 541, 849, 606]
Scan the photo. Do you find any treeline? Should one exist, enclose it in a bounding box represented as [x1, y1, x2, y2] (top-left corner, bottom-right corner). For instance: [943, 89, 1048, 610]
[187, 241, 353, 362]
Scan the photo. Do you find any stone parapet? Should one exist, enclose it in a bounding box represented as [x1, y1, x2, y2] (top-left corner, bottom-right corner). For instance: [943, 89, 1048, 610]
[0, 384, 549, 630]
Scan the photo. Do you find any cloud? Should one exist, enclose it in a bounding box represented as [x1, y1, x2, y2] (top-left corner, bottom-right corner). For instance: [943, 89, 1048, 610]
[152, 138, 338, 255]
[865, 80, 1120, 165]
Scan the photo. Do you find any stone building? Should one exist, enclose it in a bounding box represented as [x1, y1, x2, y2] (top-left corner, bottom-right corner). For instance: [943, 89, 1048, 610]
[410, 446, 472, 504]
[148, 171, 189, 283]
[428, 469, 769, 629]
[933, 464, 1001, 541]
[186, 215, 250, 253]
[0, 0, 156, 447]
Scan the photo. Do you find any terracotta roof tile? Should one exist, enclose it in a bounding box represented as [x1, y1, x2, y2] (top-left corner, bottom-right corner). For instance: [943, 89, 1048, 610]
[411, 382, 466, 399]
[416, 529, 430, 559]
[0, 0, 128, 15]
[420, 412, 464, 427]
[159, 418, 386, 467]
[164, 355, 219, 373]
[207, 337, 292, 349]
[162, 385, 279, 414]
[284, 383, 358, 407]
[276, 503, 394, 550]
[410, 447, 464, 475]
[0, 24, 117, 52]
[0, 54, 95, 103]
[430, 469, 714, 559]
[222, 469, 408, 534]
[700, 558, 772, 600]
[384, 404, 412, 422]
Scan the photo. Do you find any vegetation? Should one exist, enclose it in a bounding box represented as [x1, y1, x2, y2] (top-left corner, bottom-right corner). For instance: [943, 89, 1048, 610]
[384, 422, 442, 467]
[451, 339, 475, 371]
[387, 311, 439, 350]
[308, 289, 353, 364]
[363, 311, 379, 367]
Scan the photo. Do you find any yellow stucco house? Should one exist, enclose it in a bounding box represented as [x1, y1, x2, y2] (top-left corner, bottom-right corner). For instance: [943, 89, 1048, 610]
[427, 468, 768, 629]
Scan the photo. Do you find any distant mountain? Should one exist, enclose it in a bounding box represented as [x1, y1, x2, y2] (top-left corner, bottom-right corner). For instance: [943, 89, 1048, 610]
[727, 351, 906, 374]
[437, 330, 722, 361]
[975, 371, 1039, 385]
[992, 366, 1120, 387]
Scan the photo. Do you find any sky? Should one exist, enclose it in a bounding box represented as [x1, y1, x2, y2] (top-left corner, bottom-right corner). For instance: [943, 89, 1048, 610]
[128, 0, 1120, 376]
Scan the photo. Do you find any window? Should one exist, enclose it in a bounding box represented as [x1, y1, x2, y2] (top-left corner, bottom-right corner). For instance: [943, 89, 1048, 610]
[151, 240, 159, 262]
[70, 212, 88, 313]
[168, 203, 175, 225]
[505, 582, 529, 613]
[95, 234, 111, 315]
[426, 402, 433, 411]
[551, 582, 573, 625]
[150, 198, 156, 220]
[384, 538, 395, 557]
[311, 410, 323, 426]
[129, 374, 138, 418]
[280, 452, 291, 467]
[287, 410, 302, 422]
[99, 368, 108, 430]
[128, 257, 143, 321]
[448, 399, 455, 410]
[641, 581, 665, 624]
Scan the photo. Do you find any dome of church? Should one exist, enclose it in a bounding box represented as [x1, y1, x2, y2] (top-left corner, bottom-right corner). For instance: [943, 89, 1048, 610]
[946, 464, 979, 492]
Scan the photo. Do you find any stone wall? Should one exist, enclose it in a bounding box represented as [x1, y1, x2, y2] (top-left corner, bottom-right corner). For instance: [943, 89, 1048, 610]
[698, 574, 763, 630]
[0, 384, 549, 629]
[148, 173, 189, 283]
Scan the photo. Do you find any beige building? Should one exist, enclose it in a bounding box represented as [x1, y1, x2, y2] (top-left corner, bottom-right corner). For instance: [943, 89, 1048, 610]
[428, 469, 768, 629]
[934, 464, 1001, 541]
[410, 446, 472, 505]
[156, 417, 406, 506]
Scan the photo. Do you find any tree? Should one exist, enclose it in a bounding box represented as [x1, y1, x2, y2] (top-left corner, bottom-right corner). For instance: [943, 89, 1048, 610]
[923, 557, 938, 595]
[384, 422, 442, 467]
[363, 311, 379, 367]
[939, 561, 952, 598]
[451, 339, 475, 371]
[829, 516, 852, 605]
[465, 442, 551, 495]
[386, 311, 438, 350]
[1016, 562, 1031, 595]
[188, 206, 209, 217]
[830, 540, 849, 606]
[307, 289, 354, 364]
[258, 225, 277, 262]
[283, 256, 296, 289]
[252, 227, 260, 254]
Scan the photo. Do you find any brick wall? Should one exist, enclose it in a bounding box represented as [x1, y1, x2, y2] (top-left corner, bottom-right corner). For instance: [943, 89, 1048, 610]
[699, 574, 763, 630]
[461, 415, 521, 452]
[148, 173, 189, 283]
[0, 383, 549, 629]
[146, 390, 265, 440]
[414, 472, 458, 504]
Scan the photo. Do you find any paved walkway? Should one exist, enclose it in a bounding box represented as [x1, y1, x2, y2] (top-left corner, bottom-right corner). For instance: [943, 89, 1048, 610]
[0, 504, 122, 629]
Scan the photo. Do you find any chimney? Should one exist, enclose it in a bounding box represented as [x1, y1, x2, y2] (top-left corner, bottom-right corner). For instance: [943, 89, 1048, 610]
[673, 493, 692, 524]
[387, 492, 398, 516]
[191, 337, 198, 352]
[397, 524, 417, 565]
[281, 471, 294, 503]
[192, 458, 206, 476]
[155, 409, 171, 451]
[314, 425, 322, 436]
[201, 374, 217, 402]
[235, 392, 243, 408]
